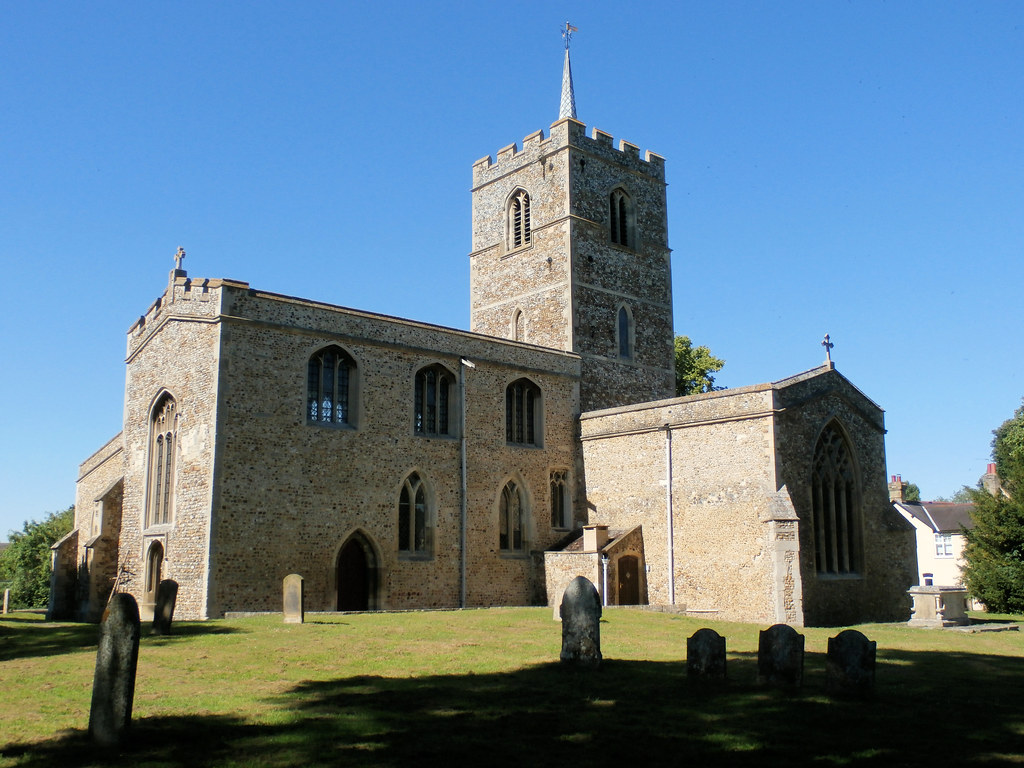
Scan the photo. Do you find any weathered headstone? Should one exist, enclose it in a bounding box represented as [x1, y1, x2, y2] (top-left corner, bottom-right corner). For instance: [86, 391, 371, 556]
[559, 575, 602, 667]
[2, 588, 9, 614]
[757, 623, 805, 687]
[283, 573, 304, 624]
[151, 579, 178, 635]
[826, 629, 876, 698]
[687, 628, 727, 681]
[89, 592, 141, 746]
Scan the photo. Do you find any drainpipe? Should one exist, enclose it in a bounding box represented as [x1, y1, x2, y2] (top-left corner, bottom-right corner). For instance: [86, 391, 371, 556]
[665, 423, 675, 605]
[601, 554, 609, 607]
[459, 358, 476, 608]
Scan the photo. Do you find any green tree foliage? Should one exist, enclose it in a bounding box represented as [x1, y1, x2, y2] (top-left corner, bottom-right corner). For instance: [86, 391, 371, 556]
[962, 401, 1024, 612]
[992, 400, 1024, 495]
[0, 505, 74, 609]
[904, 482, 921, 503]
[674, 335, 725, 396]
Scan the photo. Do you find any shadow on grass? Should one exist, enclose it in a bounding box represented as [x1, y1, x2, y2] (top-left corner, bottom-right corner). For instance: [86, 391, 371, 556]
[0, 621, 242, 663]
[6, 649, 1024, 767]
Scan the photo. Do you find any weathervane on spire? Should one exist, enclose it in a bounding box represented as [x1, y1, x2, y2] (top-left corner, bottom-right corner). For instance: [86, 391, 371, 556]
[559, 22, 578, 120]
[562, 21, 577, 50]
[822, 333, 834, 365]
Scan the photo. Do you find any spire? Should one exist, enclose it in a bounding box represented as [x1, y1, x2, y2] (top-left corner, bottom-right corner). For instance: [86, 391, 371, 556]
[559, 22, 578, 120]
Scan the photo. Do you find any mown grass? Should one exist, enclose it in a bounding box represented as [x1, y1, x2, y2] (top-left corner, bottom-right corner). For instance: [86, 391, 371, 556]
[2, 608, 1024, 767]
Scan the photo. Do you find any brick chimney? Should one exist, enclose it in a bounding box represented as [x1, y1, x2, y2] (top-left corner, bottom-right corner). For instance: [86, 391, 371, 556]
[582, 525, 609, 553]
[982, 463, 1002, 497]
[888, 474, 907, 503]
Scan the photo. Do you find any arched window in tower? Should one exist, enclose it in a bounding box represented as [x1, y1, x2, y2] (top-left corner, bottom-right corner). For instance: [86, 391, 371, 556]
[499, 480, 526, 551]
[307, 345, 357, 426]
[609, 188, 633, 247]
[511, 309, 524, 342]
[811, 422, 862, 576]
[505, 378, 541, 446]
[507, 189, 532, 250]
[144, 540, 164, 608]
[398, 472, 431, 556]
[617, 304, 634, 359]
[147, 394, 177, 528]
[414, 364, 453, 436]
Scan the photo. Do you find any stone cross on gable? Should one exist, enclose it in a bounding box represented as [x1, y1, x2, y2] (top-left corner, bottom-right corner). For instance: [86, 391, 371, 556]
[822, 334, 834, 364]
[174, 247, 186, 271]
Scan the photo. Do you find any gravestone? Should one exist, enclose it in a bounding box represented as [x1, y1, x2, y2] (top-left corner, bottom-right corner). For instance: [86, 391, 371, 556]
[151, 579, 179, 635]
[283, 574, 304, 624]
[89, 592, 141, 746]
[826, 629, 876, 698]
[559, 575, 602, 667]
[687, 628, 727, 681]
[757, 623, 804, 687]
[2, 588, 8, 614]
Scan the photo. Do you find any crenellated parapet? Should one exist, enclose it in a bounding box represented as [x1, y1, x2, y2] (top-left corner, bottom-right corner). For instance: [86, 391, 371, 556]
[127, 272, 250, 358]
[472, 117, 665, 189]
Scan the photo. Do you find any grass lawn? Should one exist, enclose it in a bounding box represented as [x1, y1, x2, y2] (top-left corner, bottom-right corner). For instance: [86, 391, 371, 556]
[2, 607, 1024, 767]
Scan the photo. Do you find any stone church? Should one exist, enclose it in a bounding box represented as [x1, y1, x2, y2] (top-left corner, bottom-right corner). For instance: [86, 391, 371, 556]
[52, 43, 916, 627]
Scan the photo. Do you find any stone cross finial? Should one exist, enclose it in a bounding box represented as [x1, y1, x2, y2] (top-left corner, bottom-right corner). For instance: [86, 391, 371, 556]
[822, 334, 834, 364]
[174, 247, 186, 271]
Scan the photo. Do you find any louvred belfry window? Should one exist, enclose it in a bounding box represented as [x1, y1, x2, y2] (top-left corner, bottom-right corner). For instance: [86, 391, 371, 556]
[508, 189, 532, 249]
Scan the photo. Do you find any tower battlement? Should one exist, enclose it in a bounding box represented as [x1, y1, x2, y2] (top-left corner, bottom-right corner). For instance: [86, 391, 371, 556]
[472, 117, 665, 188]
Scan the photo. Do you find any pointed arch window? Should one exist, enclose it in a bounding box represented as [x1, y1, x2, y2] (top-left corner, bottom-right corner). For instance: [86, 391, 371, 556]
[507, 189, 532, 250]
[500, 481, 525, 551]
[414, 364, 453, 436]
[617, 304, 634, 359]
[307, 346, 356, 426]
[610, 188, 633, 247]
[398, 472, 432, 556]
[550, 470, 571, 529]
[144, 541, 164, 608]
[811, 423, 862, 576]
[147, 394, 176, 527]
[512, 309, 524, 342]
[506, 378, 541, 446]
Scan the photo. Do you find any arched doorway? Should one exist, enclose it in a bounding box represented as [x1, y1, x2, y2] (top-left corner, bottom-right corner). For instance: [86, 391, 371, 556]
[143, 541, 164, 619]
[337, 534, 376, 611]
[617, 555, 640, 605]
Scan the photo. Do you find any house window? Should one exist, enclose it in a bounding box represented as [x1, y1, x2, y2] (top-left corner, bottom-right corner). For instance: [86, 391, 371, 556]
[506, 378, 541, 446]
[935, 533, 954, 558]
[147, 394, 177, 527]
[617, 304, 633, 359]
[307, 346, 355, 426]
[507, 189, 532, 250]
[398, 472, 431, 555]
[414, 364, 453, 436]
[500, 481, 525, 551]
[550, 470, 570, 529]
[811, 422, 862, 575]
[610, 188, 632, 247]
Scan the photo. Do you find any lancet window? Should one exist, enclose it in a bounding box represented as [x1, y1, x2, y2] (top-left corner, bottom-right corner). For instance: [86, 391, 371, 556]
[609, 188, 633, 247]
[398, 472, 431, 556]
[550, 470, 571, 529]
[500, 481, 525, 551]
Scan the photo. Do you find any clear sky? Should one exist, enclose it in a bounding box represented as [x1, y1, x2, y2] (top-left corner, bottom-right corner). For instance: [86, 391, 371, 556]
[1, 2, 1021, 537]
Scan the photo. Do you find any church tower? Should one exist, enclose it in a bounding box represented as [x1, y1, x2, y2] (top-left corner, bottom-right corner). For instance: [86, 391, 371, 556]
[469, 30, 675, 412]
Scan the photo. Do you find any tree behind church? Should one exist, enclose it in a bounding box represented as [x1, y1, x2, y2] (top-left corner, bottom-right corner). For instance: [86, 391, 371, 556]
[674, 335, 725, 396]
[962, 401, 1024, 613]
[0, 505, 74, 609]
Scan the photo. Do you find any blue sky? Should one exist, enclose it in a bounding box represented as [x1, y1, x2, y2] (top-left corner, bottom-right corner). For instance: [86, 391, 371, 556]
[1, 2, 1021, 536]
